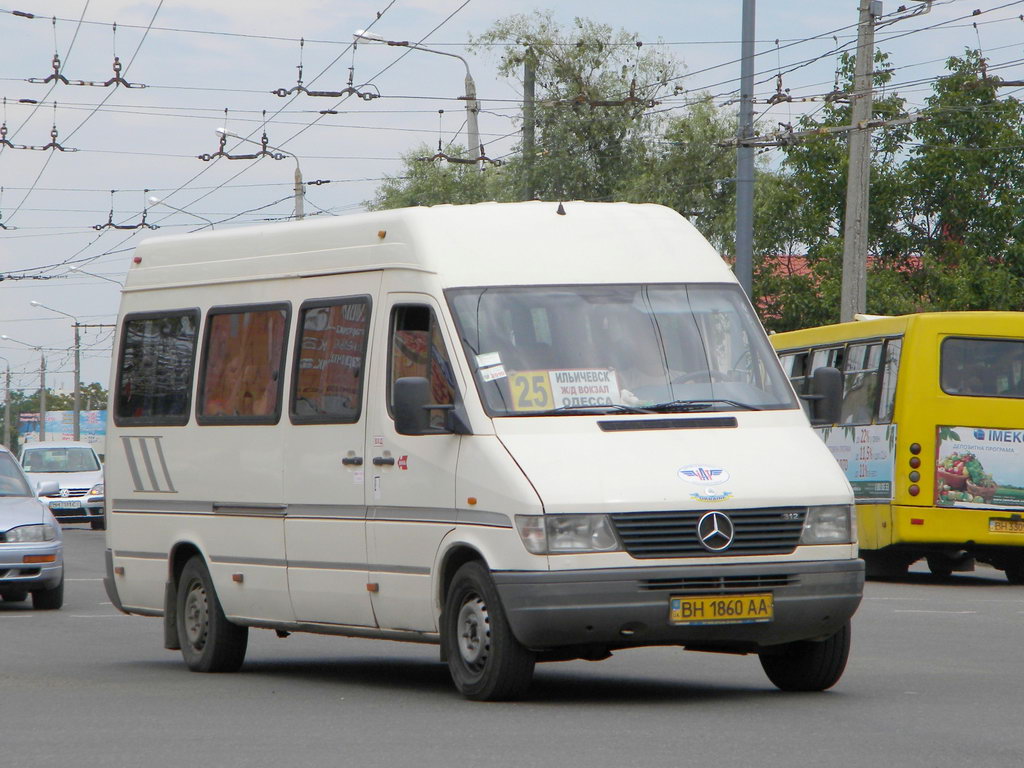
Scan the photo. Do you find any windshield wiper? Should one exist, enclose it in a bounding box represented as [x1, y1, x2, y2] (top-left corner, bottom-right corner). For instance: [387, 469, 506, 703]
[645, 398, 762, 413]
[523, 403, 653, 416]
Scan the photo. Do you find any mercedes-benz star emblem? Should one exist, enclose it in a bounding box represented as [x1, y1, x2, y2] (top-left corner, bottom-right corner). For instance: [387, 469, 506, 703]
[697, 511, 735, 552]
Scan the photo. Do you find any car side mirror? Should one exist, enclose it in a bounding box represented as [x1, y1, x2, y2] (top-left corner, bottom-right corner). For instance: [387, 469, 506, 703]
[800, 366, 843, 426]
[36, 480, 60, 496]
[394, 377, 471, 436]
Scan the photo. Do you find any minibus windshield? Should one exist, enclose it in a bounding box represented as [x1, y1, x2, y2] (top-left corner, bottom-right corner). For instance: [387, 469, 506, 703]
[447, 283, 798, 416]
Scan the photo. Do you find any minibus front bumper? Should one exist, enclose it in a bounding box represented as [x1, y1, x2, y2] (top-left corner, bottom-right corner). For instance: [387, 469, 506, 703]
[492, 559, 864, 651]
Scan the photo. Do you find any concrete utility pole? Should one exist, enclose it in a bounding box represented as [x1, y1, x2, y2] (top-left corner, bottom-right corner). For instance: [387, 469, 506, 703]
[522, 51, 536, 201]
[39, 352, 46, 442]
[840, 1, 881, 323]
[734, 0, 756, 297]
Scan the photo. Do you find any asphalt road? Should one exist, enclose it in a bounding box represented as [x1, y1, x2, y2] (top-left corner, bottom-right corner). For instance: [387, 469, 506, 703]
[3, 528, 1023, 768]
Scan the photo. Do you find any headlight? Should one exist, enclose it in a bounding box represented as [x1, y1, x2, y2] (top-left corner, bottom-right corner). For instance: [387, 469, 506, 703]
[4, 524, 57, 543]
[800, 504, 856, 545]
[89, 483, 104, 497]
[515, 514, 622, 555]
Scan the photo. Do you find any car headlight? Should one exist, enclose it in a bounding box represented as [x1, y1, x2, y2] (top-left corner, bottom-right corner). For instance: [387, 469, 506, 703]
[800, 504, 856, 545]
[4, 524, 57, 543]
[89, 483, 104, 497]
[515, 514, 622, 555]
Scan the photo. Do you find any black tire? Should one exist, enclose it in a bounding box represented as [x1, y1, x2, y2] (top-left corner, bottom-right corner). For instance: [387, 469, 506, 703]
[32, 574, 64, 610]
[176, 555, 248, 673]
[1004, 560, 1024, 585]
[442, 561, 535, 701]
[90, 518, 106, 531]
[862, 550, 912, 580]
[2, 590, 29, 603]
[759, 622, 851, 692]
[926, 555, 954, 579]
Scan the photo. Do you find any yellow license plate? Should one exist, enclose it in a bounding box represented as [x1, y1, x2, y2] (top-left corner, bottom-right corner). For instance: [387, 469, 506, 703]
[989, 518, 1024, 534]
[669, 594, 773, 626]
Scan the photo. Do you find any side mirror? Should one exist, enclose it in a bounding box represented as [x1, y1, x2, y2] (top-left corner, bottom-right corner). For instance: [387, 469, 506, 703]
[393, 377, 472, 436]
[36, 480, 60, 496]
[801, 366, 843, 426]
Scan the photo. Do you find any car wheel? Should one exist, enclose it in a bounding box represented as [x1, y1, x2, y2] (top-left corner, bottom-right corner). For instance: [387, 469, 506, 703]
[926, 554, 954, 578]
[442, 561, 535, 701]
[90, 518, 106, 531]
[1003, 559, 1024, 585]
[31, 575, 64, 610]
[176, 555, 248, 673]
[2, 590, 29, 603]
[759, 622, 851, 692]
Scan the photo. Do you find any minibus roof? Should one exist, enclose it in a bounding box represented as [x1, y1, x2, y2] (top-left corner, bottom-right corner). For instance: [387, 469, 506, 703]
[124, 201, 734, 291]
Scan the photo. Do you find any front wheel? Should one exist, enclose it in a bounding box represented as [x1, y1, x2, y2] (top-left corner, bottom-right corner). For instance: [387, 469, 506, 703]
[759, 622, 851, 692]
[176, 555, 248, 673]
[31, 574, 64, 610]
[90, 518, 106, 531]
[1004, 559, 1024, 585]
[442, 561, 535, 701]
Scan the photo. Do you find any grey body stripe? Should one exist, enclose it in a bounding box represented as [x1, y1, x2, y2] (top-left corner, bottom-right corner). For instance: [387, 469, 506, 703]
[210, 555, 286, 567]
[114, 550, 167, 560]
[121, 436, 177, 493]
[112, 498, 510, 528]
[287, 560, 366, 571]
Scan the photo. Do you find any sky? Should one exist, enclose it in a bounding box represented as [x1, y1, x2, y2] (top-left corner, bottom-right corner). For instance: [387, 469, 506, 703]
[1, 0, 1022, 392]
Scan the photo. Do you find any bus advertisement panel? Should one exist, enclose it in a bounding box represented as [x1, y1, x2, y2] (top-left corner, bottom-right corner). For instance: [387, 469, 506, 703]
[935, 426, 1024, 510]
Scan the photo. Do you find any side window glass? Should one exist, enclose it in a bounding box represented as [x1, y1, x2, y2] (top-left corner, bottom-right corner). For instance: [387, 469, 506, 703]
[781, 351, 810, 394]
[115, 310, 199, 425]
[876, 338, 901, 423]
[198, 305, 289, 424]
[291, 298, 370, 424]
[840, 342, 882, 425]
[390, 305, 456, 426]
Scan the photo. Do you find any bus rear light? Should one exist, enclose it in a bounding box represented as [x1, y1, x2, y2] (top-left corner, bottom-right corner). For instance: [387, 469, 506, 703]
[910, 443, 922, 455]
[911, 518, 924, 525]
[909, 485, 921, 497]
[909, 456, 921, 469]
[909, 471, 920, 482]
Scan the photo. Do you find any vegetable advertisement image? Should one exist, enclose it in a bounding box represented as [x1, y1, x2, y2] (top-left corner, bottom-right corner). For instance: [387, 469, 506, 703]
[935, 427, 1024, 510]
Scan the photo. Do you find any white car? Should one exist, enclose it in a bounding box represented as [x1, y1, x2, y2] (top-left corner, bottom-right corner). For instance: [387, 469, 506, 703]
[20, 442, 105, 530]
[0, 445, 64, 609]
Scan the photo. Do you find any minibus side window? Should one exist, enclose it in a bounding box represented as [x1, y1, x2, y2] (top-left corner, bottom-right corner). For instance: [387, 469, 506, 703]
[197, 304, 290, 424]
[941, 337, 1024, 399]
[389, 305, 456, 427]
[290, 298, 370, 424]
[840, 342, 882, 425]
[115, 310, 199, 426]
[876, 338, 901, 422]
[780, 351, 810, 394]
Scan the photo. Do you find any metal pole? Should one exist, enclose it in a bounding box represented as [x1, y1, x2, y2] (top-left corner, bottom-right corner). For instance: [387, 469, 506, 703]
[522, 52, 536, 200]
[72, 323, 81, 441]
[840, 1, 878, 322]
[734, 0, 756, 297]
[39, 352, 46, 442]
[3, 366, 10, 450]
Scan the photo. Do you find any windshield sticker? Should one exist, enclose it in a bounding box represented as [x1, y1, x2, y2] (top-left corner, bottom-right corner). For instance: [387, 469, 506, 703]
[507, 369, 620, 411]
[690, 489, 734, 503]
[480, 364, 507, 382]
[476, 352, 502, 368]
[936, 426, 1024, 510]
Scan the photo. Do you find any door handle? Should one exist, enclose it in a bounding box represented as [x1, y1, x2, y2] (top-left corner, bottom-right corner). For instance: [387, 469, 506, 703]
[372, 456, 395, 466]
[341, 456, 363, 466]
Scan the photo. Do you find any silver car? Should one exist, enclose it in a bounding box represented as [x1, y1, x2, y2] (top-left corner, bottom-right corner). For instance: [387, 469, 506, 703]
[0, 446, 64, 609]
[20, 441, 105, 530]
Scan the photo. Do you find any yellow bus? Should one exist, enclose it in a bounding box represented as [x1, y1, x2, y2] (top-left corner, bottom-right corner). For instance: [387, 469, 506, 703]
[770, 312, 1024, 581]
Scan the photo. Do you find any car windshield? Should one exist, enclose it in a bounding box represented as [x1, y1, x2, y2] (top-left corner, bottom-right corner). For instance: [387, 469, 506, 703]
[21, 447, 101, 473]
[0, 454, 32, 496]
[447, 283, 798, 416]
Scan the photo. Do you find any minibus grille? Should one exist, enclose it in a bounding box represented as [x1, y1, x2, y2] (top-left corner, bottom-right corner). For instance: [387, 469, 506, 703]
[639, 574, 798, 592]
[610, 508, 806, 559]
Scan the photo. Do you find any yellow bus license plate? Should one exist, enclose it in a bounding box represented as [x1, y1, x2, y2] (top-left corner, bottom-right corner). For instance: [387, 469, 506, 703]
[669, 594, 773, 626]
[990, 518, 1024, 534]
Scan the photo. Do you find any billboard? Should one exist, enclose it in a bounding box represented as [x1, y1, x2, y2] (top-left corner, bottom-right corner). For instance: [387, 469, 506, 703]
[19, 410, 107, 452]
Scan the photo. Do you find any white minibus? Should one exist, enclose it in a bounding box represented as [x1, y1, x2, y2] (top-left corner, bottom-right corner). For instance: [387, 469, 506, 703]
[104, 201, 862, 700]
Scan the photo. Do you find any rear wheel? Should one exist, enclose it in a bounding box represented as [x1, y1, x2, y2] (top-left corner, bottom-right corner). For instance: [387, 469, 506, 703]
[1003, 559, 1024, 585]
[759, 622, 851, 692]
[90, 518, 106, 531]
[926, 554, 954, 578]
[176, 556, 248, 673]
[442, 561, 535, 701]
[862, 550, 912, 579]
[31, 575, 64, 610]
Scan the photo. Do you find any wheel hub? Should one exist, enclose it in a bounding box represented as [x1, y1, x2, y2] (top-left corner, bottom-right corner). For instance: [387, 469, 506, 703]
[183, 582, 209, 650]
[456, 595, 490, 668]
